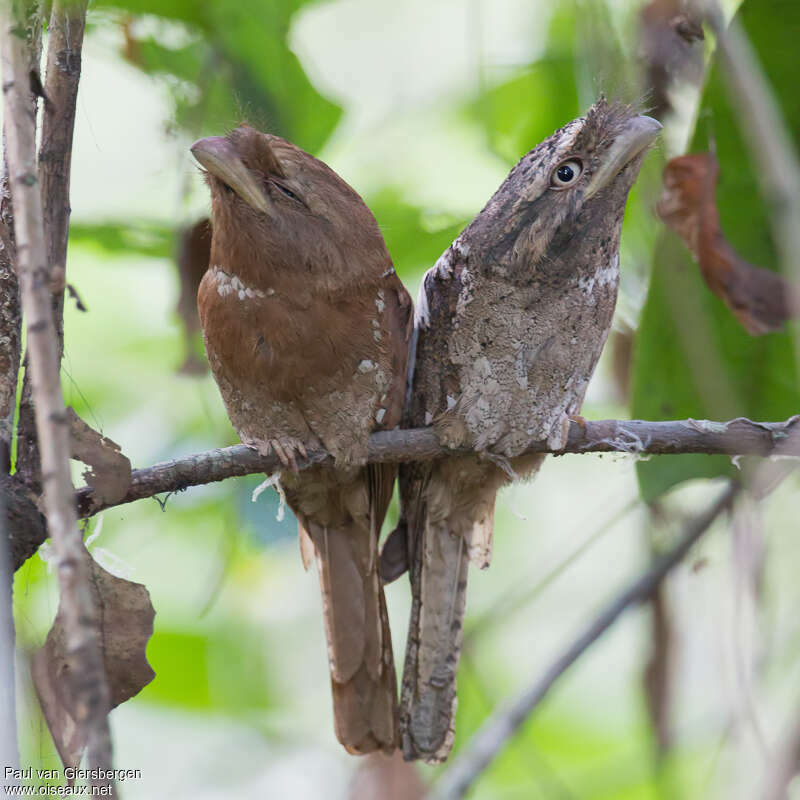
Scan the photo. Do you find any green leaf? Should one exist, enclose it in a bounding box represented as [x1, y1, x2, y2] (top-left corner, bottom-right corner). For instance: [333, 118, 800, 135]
[69, 220, 174, 259]
[140, 626, 274, 713]
[93, 0, 341, 152]
[465, 4, 580, 164]
[632, 0, 800, 502]
[367, 188, 468, 282]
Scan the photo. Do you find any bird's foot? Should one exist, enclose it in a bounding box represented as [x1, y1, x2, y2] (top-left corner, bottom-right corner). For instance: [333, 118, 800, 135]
[249, 436, 308, 473]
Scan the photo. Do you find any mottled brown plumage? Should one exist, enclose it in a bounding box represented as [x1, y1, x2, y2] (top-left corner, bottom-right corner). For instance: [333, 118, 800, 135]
[382, 101, 661, 762]
[192, 125, 413, 754]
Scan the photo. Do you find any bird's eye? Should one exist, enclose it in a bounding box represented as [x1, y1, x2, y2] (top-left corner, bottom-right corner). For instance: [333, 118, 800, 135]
[274, 181, 300, 202]
[551, 159, 583, 188]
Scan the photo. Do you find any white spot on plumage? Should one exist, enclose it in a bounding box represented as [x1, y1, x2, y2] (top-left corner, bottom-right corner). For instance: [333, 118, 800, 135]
[514, 347, 528, 389]
[596, 257, 618, 286]
[211, 265, 267, 301]
[358, 359, 376, 373]
[578, 255, 618, 295]
[375, 408, 386, 424]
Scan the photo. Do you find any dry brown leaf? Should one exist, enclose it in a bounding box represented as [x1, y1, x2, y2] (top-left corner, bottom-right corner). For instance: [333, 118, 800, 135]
[31, 551, 155, 772]
[639, 0, 704, 120]
[349, 752, 426, 800]
[175, 217, 212, 374]
[657, 153, 796, 335]
[67, 408, 132, 508]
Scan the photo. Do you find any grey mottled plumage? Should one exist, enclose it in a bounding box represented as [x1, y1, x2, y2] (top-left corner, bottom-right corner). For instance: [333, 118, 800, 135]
[381, 100, 661, 762]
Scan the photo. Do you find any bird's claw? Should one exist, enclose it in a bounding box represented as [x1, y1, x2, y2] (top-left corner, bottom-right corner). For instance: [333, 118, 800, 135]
[250, 436, 309, 473]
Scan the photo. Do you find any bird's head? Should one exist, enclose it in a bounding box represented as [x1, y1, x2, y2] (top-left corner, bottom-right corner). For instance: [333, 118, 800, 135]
[190, 125, 390, 288]
[468, 99, 661, 275]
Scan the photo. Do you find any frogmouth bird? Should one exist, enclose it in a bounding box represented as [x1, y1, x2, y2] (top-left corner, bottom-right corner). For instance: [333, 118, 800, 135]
[380, 100, 661, 762]
[191, 125, 413, 754]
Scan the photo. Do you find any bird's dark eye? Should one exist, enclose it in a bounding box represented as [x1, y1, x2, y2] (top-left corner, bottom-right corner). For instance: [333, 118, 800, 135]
[551, 159, 583, 188]
[274, 181, 300, 202]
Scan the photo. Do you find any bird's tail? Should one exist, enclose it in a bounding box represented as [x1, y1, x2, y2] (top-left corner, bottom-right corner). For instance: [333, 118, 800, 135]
[394, 458, 499, 762]
[290, 464, 398, 754]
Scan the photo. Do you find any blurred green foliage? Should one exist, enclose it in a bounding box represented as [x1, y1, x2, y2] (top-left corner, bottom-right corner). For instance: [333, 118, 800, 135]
[11, 0, 800, 798]
[632, 0, 800, 501]
[466, 4, 581, 164]
[92, 0, 341, 150]
[69, 220, 174, 259]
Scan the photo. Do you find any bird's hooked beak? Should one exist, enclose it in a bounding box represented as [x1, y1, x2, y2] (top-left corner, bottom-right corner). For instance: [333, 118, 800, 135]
[190, 136, 271, 214]
[584, 115, 662, 199]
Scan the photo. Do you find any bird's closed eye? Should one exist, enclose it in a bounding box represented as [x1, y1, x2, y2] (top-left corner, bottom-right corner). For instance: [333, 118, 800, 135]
[273, 180, 301, 202]
[550, 159, 583, 189]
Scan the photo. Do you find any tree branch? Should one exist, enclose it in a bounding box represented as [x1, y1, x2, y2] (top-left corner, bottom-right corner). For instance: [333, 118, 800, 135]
[14, 0, 87, 493]
[73, 416, 798, 518]
[1, 0, 116, 791]
[0, 0, 41, 473]
[762, 709, 800, 800]
[39, 0, 87, 329]
[430, 482, 740, 800]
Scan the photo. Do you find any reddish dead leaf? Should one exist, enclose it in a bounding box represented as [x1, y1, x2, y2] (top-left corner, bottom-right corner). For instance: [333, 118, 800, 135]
[175, 217, 212, 374]
[639, 0, 704, 120]
[350, 752, 426, 800]
[31, 551, 155, 773]
[657, 153, 796, 335]
[67, 408, 132, 509]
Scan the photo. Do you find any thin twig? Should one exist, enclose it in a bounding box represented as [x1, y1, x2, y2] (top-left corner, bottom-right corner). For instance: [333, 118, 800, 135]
[430, 482, 740, 800]
[462, 498, 639, 650]
[0, 2, 116, 792]
[73, 416, 798, 518]
[0, 0, 41, 473]
[39, 0, 88, 336]
[14, 0, 87, 492]
[0, 0, 42, 774]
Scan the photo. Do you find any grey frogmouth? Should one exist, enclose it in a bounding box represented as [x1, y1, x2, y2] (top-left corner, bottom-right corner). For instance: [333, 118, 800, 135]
[380, 100, 661, 762]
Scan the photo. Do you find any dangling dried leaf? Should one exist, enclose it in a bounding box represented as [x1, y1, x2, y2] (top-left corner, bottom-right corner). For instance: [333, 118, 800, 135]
[657, 153, 797, 334]
[175, 217, 212, 374]
[31, 551, 155, 772]
[67, 408, 132, 509]
[639, 0, 704, 120]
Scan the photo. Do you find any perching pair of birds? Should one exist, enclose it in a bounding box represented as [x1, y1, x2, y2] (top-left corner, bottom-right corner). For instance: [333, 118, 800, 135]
[191, 100, 661, 761]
